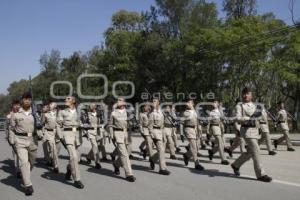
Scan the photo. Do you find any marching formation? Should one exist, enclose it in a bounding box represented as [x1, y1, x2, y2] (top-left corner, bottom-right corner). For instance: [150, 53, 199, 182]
[5, 87, 296, 196]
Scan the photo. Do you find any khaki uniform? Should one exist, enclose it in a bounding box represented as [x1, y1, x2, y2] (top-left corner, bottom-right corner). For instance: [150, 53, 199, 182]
[10, 108, 38, 187]
[209, 109, 227, 161]
[258, 109, 273, 152]
[276, 109, 293, 148]
[85, 112, 101, 165]
[139, 112, 153, 157]
[232, 102, 266, 178]
[148, 109, 167, 170]
[6, 112, 20, 174]
[181, 109, 200, 167]
[109, 108, 133, 177]
[42, 111, 59, 168]
[57, 108, 81, 181]
[163, 112, 176, 157]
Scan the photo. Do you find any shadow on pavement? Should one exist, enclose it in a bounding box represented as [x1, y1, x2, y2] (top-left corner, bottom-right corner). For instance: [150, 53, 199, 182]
[41, 171, 75, 187]
[87, 167, 126, 181]
[0, 159, 24, 193]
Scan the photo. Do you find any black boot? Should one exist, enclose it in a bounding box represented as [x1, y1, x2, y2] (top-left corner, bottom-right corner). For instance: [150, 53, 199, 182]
[231, 164, 240, 176]
[110, 153, 115, 161]
[142, 149, 147, 159]
[86, 158, 92, 164]
[183, 154, 189, 166]
[287, 147, 295, 152]
[257, 175, 272, 182]
[268, 151, 277, 155]
[74, 180, 84, 189]
[95, 163, 102, 169]
[65, 166, 72, 180]
[221, 160, 230, 165]
[126, 175, 136, 182]
[53, 167, 59, 174]
[159, 169, 171, 175]
[170, 155, 177, 160]
[195, 164, 205, 171]
[225, 148, 233, 158]
[175, 147, 181, 153]
[24, 185, 34, 196]
[273, 140, 278, 149]
[208, 149, 213, 161]
[113, 163, 120, 175]
[150, 159, 155, 170]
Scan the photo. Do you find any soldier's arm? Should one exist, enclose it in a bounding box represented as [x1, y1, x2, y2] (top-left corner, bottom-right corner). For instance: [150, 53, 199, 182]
[139, 114, 144, 135]
[8, 113, 16, 145]
[235, 104, 250, 124]
[56, 110, 63, 127]
[108, 112, 114, 138]
[148, 113, 154, 137]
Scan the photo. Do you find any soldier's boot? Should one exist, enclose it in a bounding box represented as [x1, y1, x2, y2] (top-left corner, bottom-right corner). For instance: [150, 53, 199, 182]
[53, 167, 59, 174]
[175, 147, 181, 153]
[16, 172, 22, 179]
[110, 153, 115, 161]
[208, 149, 214, 161]
[65, 166, 72, 180]
[142, 149, 147, 160]
[25, 185, 34, 196]
[273, 140, 278, 149]
[268, 151, 276, 155]
[195, 164, 204, 171]
[231, 164, 240, 176]
[113, 163, 120, 175]
[159, 169, 171, 175]
[287, 147, 295, 151]
[74, 180, 84, 189]
[95, 163, 102, 169]
[149, 159, 155, 170]
[221, 160, 230, 165]
[126, 175, 136, 182]
[183, 153, 189, 166]
[170, 155, 177, 160]
[224, 148, 233, 158]
[257, 175, 272, 182]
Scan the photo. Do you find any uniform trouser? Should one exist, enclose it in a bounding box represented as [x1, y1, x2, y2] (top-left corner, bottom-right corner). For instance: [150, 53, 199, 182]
[98, 138, 107, 158]
[56, 140, 61, 155]
[232, 138, 266, 178]
[185, 138, 200, 166]
[15, 135, 37, 187]
[212, 135, 227, 161]
[229, 134, 246, 153]
[127, 134, 133, 155]
[114, 143, 133, 177]
[277, 130, 293, 148]
[46, 139, 59, 168]
[258, 131, 272, 152]
[86, 136, 100, 165]
[66, 145, 81, 181]
[43, 140, 50, 163]
[12, 150, 20, 173]
[172, 131, 178, 148]
[151, 139, 167, 170]
[165, 135, 176, 156]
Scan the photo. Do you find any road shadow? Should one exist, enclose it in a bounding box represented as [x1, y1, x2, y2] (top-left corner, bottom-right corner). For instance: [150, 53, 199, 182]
[41, 171, 75, 187]
[189, 168, 256, 181]
[0, 159, 24, 193]
[131, 164, 160, 175]
[87, 167, 126, 181]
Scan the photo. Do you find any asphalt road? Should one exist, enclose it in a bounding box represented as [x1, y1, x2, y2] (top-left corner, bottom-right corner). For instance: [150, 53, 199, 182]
[1, 131, 300, 200]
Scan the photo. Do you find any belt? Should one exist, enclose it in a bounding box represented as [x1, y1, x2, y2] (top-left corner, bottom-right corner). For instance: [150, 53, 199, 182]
[241, 125, 256, 128]
[185, 125, 196, 128]
[210, 124, 220, 127]
[279, 121, 285, 123]
[15, 132, 32, 137]
[46, 128, 55, 131]
[164, 124, 173, 128]
[259, 122, 267, 125]
[63, 128, 79, 131]
[153, 126, 162, 129]
[113, 128, 126, 131]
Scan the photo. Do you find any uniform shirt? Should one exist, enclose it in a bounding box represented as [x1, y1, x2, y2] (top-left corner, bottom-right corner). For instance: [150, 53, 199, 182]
[182, 109, 198, 127]
[109, 108, 128, 130]
[88, 111, 99, 128]
[148, 108, 164, 130]
[139, 112, 150, 135]
[10, 108, 35, 134]
[209, 108, 221, 125]
[164, 111, 174, 126]
[236, 102, 259, 139]
[43, 111, 57, 130]
[57, 108, 79, 128]
[277, 109, 289, 131]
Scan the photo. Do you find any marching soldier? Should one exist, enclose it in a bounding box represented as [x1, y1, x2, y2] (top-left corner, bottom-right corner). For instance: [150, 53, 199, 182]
[6, 100, 21, 178]
[258, 105, 276, 155]
[273, 101, 295, 151]
[148, 98, 171, 175]
[85, 103, 102, 169]
[163, 105, 177, 160]
[171, 106, 181, 153]
[139, 103, 153, 160]
[9, 92, 39, 195]
[207, 99, 230, 165]
[181, 98, 205, 171]
[109, 98, 136, 182]
[225, 98, 246, 157]
[56, 95, 84, 189]
[42, 101, 60, 173]
[231, 87, 272, 182]
[41, 104, 51, 166]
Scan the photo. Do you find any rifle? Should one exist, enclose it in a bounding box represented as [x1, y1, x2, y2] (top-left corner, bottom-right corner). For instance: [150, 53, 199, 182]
[286, 111, 297, 121]
[162, 111, 184, 142]
[29, 76, 43, 137]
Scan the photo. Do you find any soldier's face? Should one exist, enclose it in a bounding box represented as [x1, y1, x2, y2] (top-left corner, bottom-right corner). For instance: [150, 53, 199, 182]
[65, 97, 75, 107]
[49, 102, 57, 111]
[89, 104, 96, 111]
[165, 106, 171, 112]
[186, 100, 194, 109]
[117, 98, 125, 108]
[144, 104, 150, 112]
[242, 92, 252, 102]
[12, 104, 20, 111]
[152, 99, 159, 108]
[213, 101, 219, 109]
[22, 98, 31, 108]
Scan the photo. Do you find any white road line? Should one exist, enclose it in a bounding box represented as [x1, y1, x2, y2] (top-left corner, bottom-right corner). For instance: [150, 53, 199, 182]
[243, 175, 300, 187]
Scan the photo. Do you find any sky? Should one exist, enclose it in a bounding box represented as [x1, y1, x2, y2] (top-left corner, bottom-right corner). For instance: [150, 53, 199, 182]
[0, 0, 299, 94]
